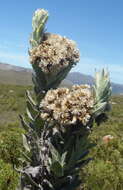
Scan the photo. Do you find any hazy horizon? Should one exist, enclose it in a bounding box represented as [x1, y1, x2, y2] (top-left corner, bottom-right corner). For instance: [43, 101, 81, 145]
[0, 61, 123, 85]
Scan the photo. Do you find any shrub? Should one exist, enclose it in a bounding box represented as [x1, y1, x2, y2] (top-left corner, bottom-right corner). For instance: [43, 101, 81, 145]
[18, 8, 112, 190]
[0, 159, 19, 190]
[0, 123, 24, 166]
[81, 104, 123, 190]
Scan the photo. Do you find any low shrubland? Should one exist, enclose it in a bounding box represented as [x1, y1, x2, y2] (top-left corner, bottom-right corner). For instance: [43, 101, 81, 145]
[0, 84, 31, 190]
[0, 84, 123, 190]
[81, 95, 123, 190]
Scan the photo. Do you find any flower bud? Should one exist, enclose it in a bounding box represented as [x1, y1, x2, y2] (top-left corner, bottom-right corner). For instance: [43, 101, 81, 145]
[30, 9, 49, 47]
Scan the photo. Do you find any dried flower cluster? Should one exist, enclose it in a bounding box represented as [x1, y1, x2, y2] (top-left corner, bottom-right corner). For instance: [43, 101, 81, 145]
[40, 85, 94, 126]
[30, 33, 80, 74]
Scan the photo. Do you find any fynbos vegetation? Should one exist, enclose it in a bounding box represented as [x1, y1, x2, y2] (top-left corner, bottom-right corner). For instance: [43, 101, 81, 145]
[14, 9, 112, 190]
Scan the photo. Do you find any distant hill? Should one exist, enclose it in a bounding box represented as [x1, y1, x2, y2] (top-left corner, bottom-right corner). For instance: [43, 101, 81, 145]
[0, 62, 123, 94]
[0, 70, 32, 86]
[66, 72, 123, 94]
[0, 63, 32, 86]
[66, 72, 94, 85]
[0, 62, 31, 72]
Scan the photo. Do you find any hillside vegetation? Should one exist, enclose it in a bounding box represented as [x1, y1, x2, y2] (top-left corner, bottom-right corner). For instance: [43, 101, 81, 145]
[81, 95, 123, 190]
[0, 83, 123, 189]
[0, 70, 32, 86]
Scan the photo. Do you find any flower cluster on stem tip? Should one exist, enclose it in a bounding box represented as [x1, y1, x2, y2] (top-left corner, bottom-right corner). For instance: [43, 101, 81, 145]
[30, 33, 79, 74]
[40, 85, 94, 126]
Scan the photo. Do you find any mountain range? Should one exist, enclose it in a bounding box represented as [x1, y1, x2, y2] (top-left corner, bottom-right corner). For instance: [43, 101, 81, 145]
[0, 62, 123, 94]
[67, 72, 123, 94]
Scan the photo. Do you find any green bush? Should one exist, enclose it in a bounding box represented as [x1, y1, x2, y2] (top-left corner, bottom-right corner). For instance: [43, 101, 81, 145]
[0, 159, 19, 190]
[80, 96, 123, 190]
[81, 141, 123, 190]
[0, 123, 24, 166]
[0, 122, 24, 190]
[82, 159, 123, 190]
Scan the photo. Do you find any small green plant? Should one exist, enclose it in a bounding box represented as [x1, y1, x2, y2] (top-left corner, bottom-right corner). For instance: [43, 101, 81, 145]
[0, 124, 24, 166]
[80, 97, 123, 190]
[0, 159, 19, 190]
[17, 9, 112, 190]
[81, 136, 123, 190]
[0, 122, 24, 190]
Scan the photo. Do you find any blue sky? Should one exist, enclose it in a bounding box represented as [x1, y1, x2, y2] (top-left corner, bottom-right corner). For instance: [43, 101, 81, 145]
[0, 0, 123, 84]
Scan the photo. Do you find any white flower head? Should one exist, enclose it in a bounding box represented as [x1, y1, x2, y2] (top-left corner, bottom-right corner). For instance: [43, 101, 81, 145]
[40, 85, 94, 126]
